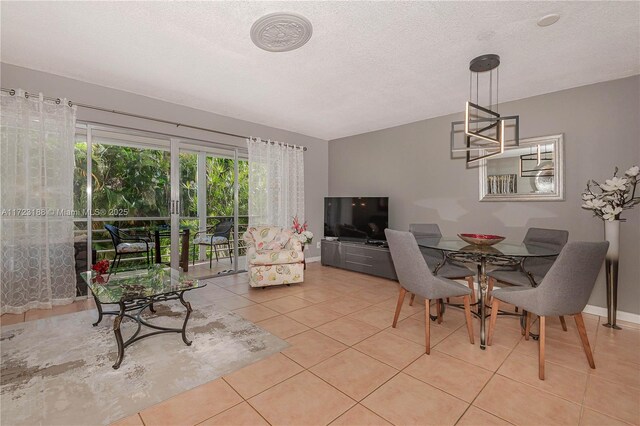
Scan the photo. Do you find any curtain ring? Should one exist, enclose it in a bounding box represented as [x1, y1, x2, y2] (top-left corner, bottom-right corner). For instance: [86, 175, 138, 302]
[24, 92, 30, 99]
[9, 89, 15, 96]
[55, 98, 61, 105]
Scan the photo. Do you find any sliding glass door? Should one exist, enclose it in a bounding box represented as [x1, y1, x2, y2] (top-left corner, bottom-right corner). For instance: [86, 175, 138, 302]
[171, 140, 245, 276]
[73, 123, 246, 281]
[83, 126, 171, 273]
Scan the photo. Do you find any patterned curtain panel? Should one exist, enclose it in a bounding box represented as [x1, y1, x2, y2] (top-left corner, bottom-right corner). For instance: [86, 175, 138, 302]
[247, 138, 305, 228]
[1, 90, 78, 314]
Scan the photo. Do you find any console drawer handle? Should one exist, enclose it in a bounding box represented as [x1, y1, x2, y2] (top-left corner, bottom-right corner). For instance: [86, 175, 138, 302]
[346, 260, 373, 267]
[346, 252, 373, 259]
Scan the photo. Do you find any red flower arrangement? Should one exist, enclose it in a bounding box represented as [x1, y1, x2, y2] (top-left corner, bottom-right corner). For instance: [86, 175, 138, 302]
[92, 259, 110, 275]
[292, 216, 313, 245]
[292, 216, 308, 233]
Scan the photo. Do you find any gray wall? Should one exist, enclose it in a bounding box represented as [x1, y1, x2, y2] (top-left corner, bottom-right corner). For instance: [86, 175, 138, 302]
[330, 76, 640, 314]
[1, 63, 328, 258]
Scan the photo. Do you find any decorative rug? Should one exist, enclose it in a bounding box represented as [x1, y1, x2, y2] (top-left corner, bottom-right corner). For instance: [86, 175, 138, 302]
[1, 303, 288, 426]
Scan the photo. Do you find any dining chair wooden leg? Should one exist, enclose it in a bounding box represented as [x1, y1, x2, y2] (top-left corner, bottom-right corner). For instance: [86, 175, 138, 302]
[539, 316, 546, 380]
[487, 277, 496, 307]
[436, 299, 443, 324]
[463, 295, 475, 344]
[487, 299, 499, 346]
[424, 298, 431, 354]
[574, 313, 596, 369]
[466, 276, 476, 303]
[392, 288, 407, 328]
[524, 311, 532, 341]
[559, 315, 568, 332]
[409, 293, 416, 306]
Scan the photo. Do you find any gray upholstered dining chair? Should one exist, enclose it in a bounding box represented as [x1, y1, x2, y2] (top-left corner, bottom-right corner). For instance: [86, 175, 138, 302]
[487, 227, 569, 328]
[385, 229, 475, 354]
[487, 241, 608, 380]
[409, 223, 477, 302]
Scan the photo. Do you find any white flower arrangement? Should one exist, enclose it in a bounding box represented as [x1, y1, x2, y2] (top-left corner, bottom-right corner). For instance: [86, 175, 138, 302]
[293, 230, 314, 244]
[581, 166, 639, 221]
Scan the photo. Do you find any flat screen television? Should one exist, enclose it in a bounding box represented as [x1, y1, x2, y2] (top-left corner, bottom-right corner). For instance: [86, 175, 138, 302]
[324, 197, 389, 241]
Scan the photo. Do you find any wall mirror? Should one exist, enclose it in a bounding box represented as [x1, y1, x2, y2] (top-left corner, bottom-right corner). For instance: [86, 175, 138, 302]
[479, 134, 564, 201]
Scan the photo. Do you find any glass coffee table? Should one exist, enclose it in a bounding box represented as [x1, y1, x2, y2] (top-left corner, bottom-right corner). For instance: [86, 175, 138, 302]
[81, 265, 204, 369]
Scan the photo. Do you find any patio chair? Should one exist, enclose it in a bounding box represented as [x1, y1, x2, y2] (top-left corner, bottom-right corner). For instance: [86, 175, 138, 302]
[104, 224, 152, 273]
[487, 241, 608, 380]
[192, 220, 234, 268]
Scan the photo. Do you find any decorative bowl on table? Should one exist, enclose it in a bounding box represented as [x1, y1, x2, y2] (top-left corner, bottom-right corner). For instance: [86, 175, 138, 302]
[457, 233, 505, 246]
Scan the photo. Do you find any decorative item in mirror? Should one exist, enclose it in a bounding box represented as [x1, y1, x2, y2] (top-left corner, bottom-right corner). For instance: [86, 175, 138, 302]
[520, 145, 554, 177]
[479, 134, 564, 201]
[487, 174, 517, 195]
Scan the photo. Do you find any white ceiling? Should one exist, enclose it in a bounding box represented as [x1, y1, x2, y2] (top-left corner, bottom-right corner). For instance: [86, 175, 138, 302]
[1, 1, 639, 140]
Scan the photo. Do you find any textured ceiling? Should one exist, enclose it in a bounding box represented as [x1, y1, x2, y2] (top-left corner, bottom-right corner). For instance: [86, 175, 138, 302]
[1, 1, 638, 140]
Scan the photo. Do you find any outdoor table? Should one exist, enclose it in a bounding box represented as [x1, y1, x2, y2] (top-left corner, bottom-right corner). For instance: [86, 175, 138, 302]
[151, 226, 190, 272]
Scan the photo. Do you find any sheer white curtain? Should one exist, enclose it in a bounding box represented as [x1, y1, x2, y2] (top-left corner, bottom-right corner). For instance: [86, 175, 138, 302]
[247, 138, 305, 228]
[1, 90, 78, 314]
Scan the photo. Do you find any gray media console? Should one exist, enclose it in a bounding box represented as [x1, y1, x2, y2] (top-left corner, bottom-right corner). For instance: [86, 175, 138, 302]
[320, 239, 397, 281]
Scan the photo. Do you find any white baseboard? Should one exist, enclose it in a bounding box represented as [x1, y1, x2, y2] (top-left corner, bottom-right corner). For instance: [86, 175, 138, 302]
[583, 305, 640, 325]
[306, 256, 321, 263]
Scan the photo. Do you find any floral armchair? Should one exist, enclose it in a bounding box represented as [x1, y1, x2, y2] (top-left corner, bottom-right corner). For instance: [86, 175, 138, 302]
[243, 226, 304, 288]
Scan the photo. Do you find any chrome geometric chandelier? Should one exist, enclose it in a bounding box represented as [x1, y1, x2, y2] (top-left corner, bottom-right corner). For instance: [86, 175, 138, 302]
[451, 54, 520, 164]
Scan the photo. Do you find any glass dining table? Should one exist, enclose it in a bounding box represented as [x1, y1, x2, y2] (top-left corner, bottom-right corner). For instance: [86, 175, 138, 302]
[415, 238, 559, 349]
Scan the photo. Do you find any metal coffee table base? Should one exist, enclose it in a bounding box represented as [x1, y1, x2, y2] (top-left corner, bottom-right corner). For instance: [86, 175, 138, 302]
[92, 291, 193, 369]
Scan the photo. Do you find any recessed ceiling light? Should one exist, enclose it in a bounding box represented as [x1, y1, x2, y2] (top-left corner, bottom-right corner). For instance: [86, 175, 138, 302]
[537, 14, 560, 27]
[251, 13, 313, 52]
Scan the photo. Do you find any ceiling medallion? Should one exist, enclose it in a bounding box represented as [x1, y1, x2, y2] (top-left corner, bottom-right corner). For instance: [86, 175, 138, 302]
[251, 13, 313, 52]
[450, 54, 520, 165]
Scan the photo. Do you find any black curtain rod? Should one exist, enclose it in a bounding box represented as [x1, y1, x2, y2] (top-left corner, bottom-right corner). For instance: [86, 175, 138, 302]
[0, 87, 307, 151]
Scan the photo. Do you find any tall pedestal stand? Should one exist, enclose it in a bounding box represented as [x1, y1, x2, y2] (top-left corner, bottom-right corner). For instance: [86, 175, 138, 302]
[603, 219, 621, 330]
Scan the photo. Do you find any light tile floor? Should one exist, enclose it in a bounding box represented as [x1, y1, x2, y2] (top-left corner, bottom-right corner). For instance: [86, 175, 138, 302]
[2, 263, 639, 426]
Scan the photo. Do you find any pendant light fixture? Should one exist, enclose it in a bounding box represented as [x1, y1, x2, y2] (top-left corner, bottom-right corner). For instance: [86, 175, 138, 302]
[451, 54, 520, 164]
